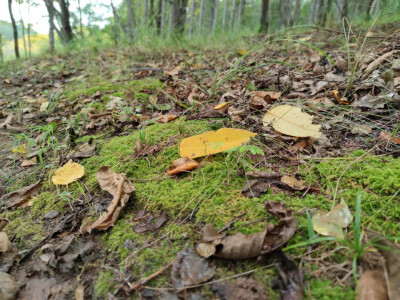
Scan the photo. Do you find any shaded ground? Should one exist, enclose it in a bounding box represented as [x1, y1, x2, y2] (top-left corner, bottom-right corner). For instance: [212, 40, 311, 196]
[0, 28, 399, 299]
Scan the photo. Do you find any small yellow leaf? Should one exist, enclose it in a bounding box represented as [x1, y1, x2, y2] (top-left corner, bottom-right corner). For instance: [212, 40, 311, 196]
[12, 144, 26, 154]
[237, 49, 246, 56]
[312, 200, 353, 239]
[214, 102, 230, 111]
[263, 105, 322, 138]
[52, 160, 85, 185]
[180, 128, 257, 158]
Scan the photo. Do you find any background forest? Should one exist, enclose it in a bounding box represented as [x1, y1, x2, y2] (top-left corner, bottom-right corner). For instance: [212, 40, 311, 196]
[2, 0, 400, 62]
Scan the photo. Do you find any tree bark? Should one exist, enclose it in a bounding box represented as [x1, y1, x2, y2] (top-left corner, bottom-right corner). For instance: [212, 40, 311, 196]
[144, 0, 148, 26]
[237, 0, 243, 26]
[222, 0, 228, 28]
[150, 0, 154, 26]
[78, 0, 83, 38]
[259, 0, 269, 33]
[59, 0, 73, 43]
[189, 0, 195, 34]
[44, 0, 55, 52]
[292, 0, 301, 25]
[161, 0, 166, 33]
[0, 35, 4, 63]
[20, 17, 28, 58]
[170, 0, 188, 35]
[212, 0, 218, 31]
[8, 0, 20, 59]
[127, 0, 134, 39]
[229, 0, 236, 32]
[156, 0, 162, 33]
[199, 0, 205, 33]
[137, 0, 141, 28]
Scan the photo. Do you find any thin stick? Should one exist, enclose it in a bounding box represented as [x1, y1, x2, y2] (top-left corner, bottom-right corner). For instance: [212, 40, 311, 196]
[128, 262, 173, 292]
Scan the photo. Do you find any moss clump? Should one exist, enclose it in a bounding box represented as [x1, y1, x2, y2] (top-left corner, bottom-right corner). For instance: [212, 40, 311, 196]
[30, 191, 66, 219]
[308, 279, 355, 299]
[94, 271, 116, 298]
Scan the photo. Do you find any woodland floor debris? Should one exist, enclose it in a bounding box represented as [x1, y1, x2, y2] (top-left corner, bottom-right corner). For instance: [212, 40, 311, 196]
[0, 28, 399, 299]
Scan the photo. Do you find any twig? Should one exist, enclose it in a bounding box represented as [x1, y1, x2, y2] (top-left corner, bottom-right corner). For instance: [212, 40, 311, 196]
[127, 262, 173, 293]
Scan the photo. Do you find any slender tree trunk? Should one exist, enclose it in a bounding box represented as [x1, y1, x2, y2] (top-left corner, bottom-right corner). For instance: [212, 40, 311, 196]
[44, 0, 55, 52]
[161, 0, 166, 33]
[310, 0, 318, 23]
[0, 35, 3, 63]
[259, 0, 269, 33]
[210, 0, 215, 29]
[237, 0, 243, 26]
[8, 0, 20, 59]
[229, 0, 236, 32]
[222, 0, 228, 28]
[150, 0, 154, 26]
[212, 0, 218, 31]
[127, 0, 134, 39]
[27, 24, 31, 57]
[199, 0, 205, 33]
[144, 0, 148, 26]
[20, 18, 27, 58]
[189, 0, 195, 34]
[137, 0, 141, 28]
[59, 0, 73, 42]
[292, 0, 301, 25]
[342, 0, 348, 19]
[170, 0, 188, 34]
[156, 0, 162, 33]
[78, 0, 83, 38]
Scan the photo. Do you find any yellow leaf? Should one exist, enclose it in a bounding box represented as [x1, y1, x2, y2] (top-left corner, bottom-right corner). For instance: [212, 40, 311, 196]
[312, 200, 353, 239]
[52, 160, 85, 185]
[214, 102, 230, 111]
[237, 49, 246, 56]
[180, 128, 256, 158]
[263, 105, 322, 138]
[12, 144, 26, 154]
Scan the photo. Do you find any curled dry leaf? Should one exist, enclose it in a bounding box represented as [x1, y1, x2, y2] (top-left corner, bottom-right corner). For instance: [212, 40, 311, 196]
[281, 176, 306, 190]
[0, 232, 11, 252]
[133, 211, 168, 234]
[196, 201, 297, 259]
[180, 128, 256, 159]
[263, 105, 322, 139]
[312, 200, 353, 239]
[0, 181, 41, 209]
[80, 167, 135, 233]
[171, 247, 216, 289]
[274, 252, 304, 300]
[356, 270, 388, 300]
[167, 157, 199, 175]
[378, 131, 400, 145]
[159, 114, 178, 123]
[52, 160, 85, 185]
[213, 102, 230, 112]
[72, 143, 96, 159]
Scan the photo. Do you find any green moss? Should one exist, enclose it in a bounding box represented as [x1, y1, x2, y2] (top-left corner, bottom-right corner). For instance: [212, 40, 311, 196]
[30, 191, 66, 218]
[94, 271, 116, 298]
[308, 279, 355, 299]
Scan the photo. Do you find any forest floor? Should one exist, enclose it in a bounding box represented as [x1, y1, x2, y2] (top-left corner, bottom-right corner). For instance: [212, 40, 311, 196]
[0, 27, 400, 300]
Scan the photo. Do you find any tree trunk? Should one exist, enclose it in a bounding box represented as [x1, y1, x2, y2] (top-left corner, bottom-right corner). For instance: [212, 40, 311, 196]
[170, 0, 188, 35]
[137, 0, 141, 28]
[210, 0, 215, 29]
[237, 0, 243, 26]
[0, 35, 4, 63]
[222, 0, 228, 28]
[161, 0, 166, 33]
[212, 0, 218, 31]
[78, 0, 83, 38]
[229, 0, 236, 32]
[144, 0, 148, 26]
[189, 0, 195, 34]
[59, 0, 73, 43]
[150, 0, 154, 26]
[8, 0, 20, 59]
[292, 0, 301, 25]
[259, 0, 269, 33]
[27, 24, 32, 57]
[310, 0, 318, 23]
[342, 0, 348, 19]
[199, 0, 205, 33]
[156, 0, 162, 33]
[126, 0, 134, 39]
[44, 0, 55, 52]
[20, 18, 28, 58]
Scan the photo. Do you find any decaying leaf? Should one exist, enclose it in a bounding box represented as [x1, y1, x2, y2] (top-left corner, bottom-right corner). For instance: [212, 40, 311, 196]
[351, 125, 372, 136]
[21, 157, 37, 167]
[356, 270, 388, 300]
[80, 167, 135, 233]
[210, 277, 268, 300]
[0, 272, 20, 300]
[378, 131, 400, 145]
[0, 232, 11, 253]
[72, 143, 96, 159]
[312, 200, 353, 239]
[242, 180, 270, 198]
[133, 211, 167, 233]
[0, 218, 9, 231]
[75, 284, 85, 300]
[171, 247, 216, 289]
[281, 176, 306, 190]
[19, 276, 56, 300]
[52, 160, 85, 185]
[180, 128, 256, 158]
[196, 201, 297, 259]
[159, 114, 178, 123]
[167, 157, 199, 175]
[263, 105, 322, 138]
[366, 231, 400, 299]
[0, 181, 41, 209]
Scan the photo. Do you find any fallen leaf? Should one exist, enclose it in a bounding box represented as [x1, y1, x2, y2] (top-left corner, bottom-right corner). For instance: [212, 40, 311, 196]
[52, 160, 85, 185]
[39, 101, 49, 112]
[356, 270, 388, 300]
[312, 200, 353, 239]
[167, 157, 199, 175]
[0, 218, 9, 231]
[19, 276, 56, 300]
[214, 102, 230, 112]
[0, 114, 13, 128]
[180, 128, 256, 159]
[211, 277, 268, 300]
[159, 114, 178, 123]
[106, 96, 125, 110]
[75, 284, 85, 300]
[351, 125, 372, 136]
[12, 144, 26, 154]
[133, 211, 167, 233]
[21, 157, 37, 167]
[171, 247, 216, 288]
[242, 180, 270, 198]
[237, 49, 246, 56]
[196, 201, 297, 259]
[165, 65, 181, 76]
[281, 176, 306, 190]
[0, 232, 11, 252]
[378, 131, 400, 145]
[0, 272, 20, 300]
[80, 166, 135, 233]
[263, 105, 322, 138]
[0, 181, 41, 209]
[72, 143, 96, 159]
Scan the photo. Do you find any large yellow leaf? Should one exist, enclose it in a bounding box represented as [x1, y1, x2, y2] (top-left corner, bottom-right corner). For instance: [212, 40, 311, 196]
[180, 128, 257, 158]
[263, 105, 322, 138]
[52, 160, 85, 185]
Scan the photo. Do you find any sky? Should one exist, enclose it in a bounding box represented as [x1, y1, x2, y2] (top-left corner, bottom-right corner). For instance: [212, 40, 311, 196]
[0, 0, 122, 34]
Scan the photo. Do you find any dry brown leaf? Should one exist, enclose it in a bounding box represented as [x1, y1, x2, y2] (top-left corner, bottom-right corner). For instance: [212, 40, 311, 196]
[356, 270, 388, 300]
[378, 131, 400, 145]
[263, 105, 322, 138]
[159, 114, 178, 123]
[75, 284, 85, 300]
[0, 232, 11, 252]
[167, 157, 199, 175]
[80, 167, 135, 233]
[281, 175, 306, 190]
[165, 66, 181, 76]
[351, 124, 372, 136]
[0, 218, 9, 231]
[21, 157, 37, 167]
[180, 128, 256, 159]
[52, 160, 84, 185]
[0, 114, 13, 128]
[0, 181, 41, 209]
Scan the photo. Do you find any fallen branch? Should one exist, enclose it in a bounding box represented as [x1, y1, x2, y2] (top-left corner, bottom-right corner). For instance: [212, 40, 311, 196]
[126, 262, 173, 293]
